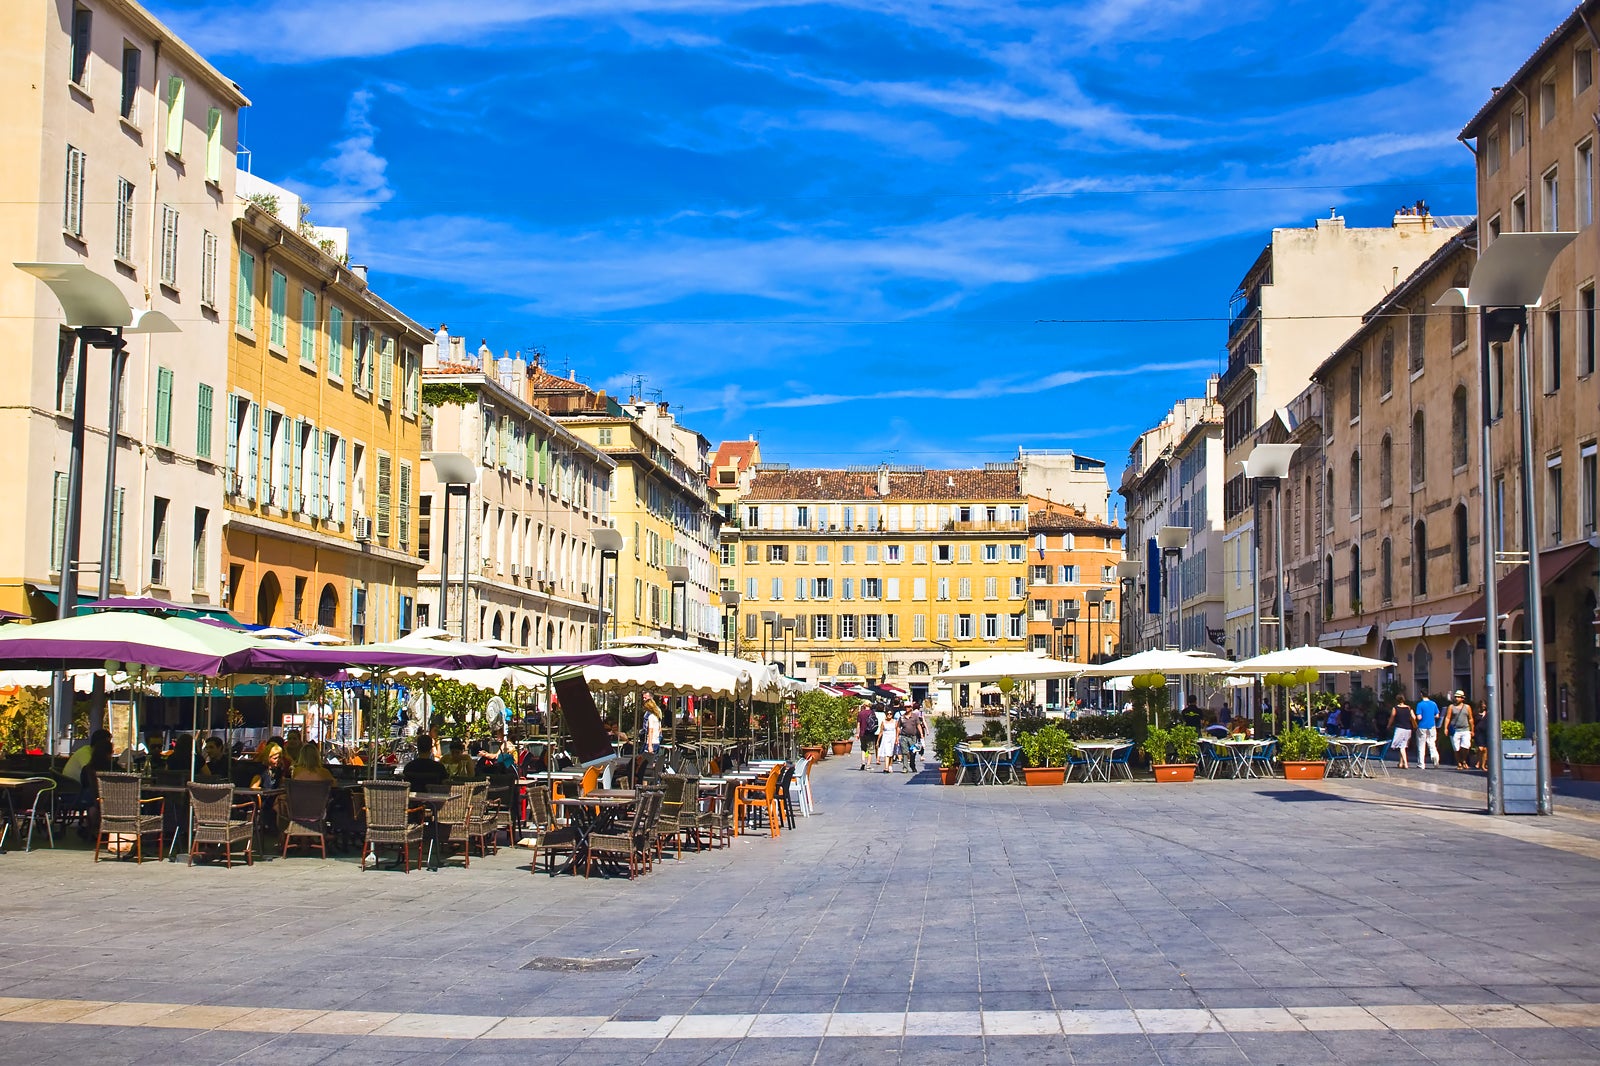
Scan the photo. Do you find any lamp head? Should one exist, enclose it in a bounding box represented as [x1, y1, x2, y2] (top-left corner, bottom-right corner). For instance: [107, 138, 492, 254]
[1242, 442, 1298, 480]
[665, 564, 691, 585]
[423, 451, 480, 486]
[589, 526, 624, 553]
[1085, 587, 1107, 604]
[1157, 525, 1189, 551]
[16, 263, 133, 327]
[721, 589, 740, 609]
[1115, 559, 1141, 580]
[1462, 231, 1578, 308]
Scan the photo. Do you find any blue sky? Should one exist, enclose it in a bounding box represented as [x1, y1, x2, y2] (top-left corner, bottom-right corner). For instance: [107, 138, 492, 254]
[153, 0, 1572, 496]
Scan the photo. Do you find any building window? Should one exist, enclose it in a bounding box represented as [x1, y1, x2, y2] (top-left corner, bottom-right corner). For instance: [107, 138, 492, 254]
[398, 461, 411, 549]
[1512, 191, 1528, 232]
[1412, 520, 1428, 596]
[1541, 76, 1558, 126]
[1380, 537, 1393, 604]
[328, 306, 344, 376]
[1379, 433, 1393, 502]
[151, 496, 169, 587]
[1485, 129, 1502, 176]
[1579, 45, 1596, 95]
[1491, 341, 1506, 419]
[1450, 269, 1470, 348]
[159, 204, 179, 287]
[1544, 166, 1560, 231]
[957, 614, 973, 639]
[193, 509, 208, 591]
[50, 472, 68, 572]
[1378, 327, 1394, 395]
[205, 107, 222, 184]
[1348, 360, 1361, 420]
[269, 271, 288, 348]
[200, 230, 218, 308]
[1582, 444, 1598, 536]
[196, 383, 213, 460]
[1580, 140, 1595, 229]
[982, 613, 999, 640]
[1349, 545, 1361, 609]
[70, 5, 93, 85]
[115, 178, 135, 262]
[1511, 104, 1526, 153]
[236, 250, 255, 329]
[63, 146, 85, 238]
[375, 452, 392, 540]
[1348, 452, 1360, 514]
[1548, 456, 1564, 543]
[1407, 308, 1425, 374]
[1411, 411, 1425, 487]
[1545, 304, 1563, 392]
[1454, 503, 1469, 587]
[1451, 386, 1469, 469]
[299, 289, 317, 366]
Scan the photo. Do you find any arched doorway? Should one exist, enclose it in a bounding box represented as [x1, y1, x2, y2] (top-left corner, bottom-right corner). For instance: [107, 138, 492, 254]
[546, 621, 555, 650]
[256, 571, 282, 627]
[317, 584, 339, 630]
[1451, 639, 1473, 700]
[1412, 642, 1432, 700]
[491, 611, 504, 641]
[520, 618, 532, 649]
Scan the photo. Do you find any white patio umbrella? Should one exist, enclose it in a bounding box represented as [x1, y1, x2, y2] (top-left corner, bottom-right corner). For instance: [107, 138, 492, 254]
[1071, 648, 1234, 677]
[1228, 644, 1395, 728]
[936, 651, 1080, 740]
[584, 647, 753, 698]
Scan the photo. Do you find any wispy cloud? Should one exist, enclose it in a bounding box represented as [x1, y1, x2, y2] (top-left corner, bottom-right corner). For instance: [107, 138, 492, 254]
[281, 88, 393, 228]
[755, 360, 1217, 409]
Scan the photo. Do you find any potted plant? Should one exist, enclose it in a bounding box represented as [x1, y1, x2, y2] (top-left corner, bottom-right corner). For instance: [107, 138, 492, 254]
[829, 698, 858, 756]
[1277, 724, 1329, 779]
[1143, 724, 1199, 782]
[1017, 724, 1072, 785]
[934, 716, 968, 784]
[1549, 721, 1569, 776]
[1565, 722, 1600, 781]
[794, 692, 831, 761]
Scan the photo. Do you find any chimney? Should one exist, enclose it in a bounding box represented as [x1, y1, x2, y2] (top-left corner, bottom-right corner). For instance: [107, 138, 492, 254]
[449, 336, 465, 363]
[349, 264, 368, 282]
[477, 339, 492, 370]
[877, 466, 890, 498]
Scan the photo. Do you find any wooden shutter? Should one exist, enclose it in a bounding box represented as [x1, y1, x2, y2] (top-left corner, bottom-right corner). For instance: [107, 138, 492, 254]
[398, 462, 411, 548]
[165, 75, 185, 155]
[154, 367, 173, 445]
[50, 473, 68, 573]
[196, 383, 213, 460]
[290, 417, 303, 512]
[225, 394, 238, 485]
[63, 146, 84, 236]
[376, 454, 392, 539]
[205, 107, 221, 183]
[246, 403, 259, 503]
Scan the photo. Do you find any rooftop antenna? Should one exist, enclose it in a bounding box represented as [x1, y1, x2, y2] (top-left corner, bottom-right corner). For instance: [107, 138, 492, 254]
[631, 374, 647, 401]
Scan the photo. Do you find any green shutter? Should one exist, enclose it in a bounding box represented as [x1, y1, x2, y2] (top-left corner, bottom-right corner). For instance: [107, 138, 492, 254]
[236, 251, 254, 329]
[328, 306, 343, 376]
[225, 393, 238, 479]
[525, 435, 539, 479]
[196, 383, 213, 459]
[165, 76, 186, 155]
[205, 107, 222, 183]
[269, 271, 287, 347]
[539, 438, 551, 485]
[155, 367, 173, 445]
[299, 289, 316, 365]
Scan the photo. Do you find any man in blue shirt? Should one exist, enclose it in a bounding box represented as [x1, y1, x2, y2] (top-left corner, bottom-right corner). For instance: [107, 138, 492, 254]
[1414, 691, 1441, 770]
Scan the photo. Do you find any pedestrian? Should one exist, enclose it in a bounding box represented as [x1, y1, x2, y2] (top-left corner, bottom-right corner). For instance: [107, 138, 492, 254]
[1473, 700, 1490, 771]
[857, 701, 878, 770]
[899, 704, 925, 773]
[1414, 690, 1441, 769]
[1446, 690, 1474, 770]
[877, 709, 899, 773]
[1388, 697, 1416, 769]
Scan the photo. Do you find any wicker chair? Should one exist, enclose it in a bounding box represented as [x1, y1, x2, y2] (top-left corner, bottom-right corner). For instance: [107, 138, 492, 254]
[94, 772, 164, 863]
[361, 780, 424, 872]
[186, 782, 255, 867]
[697, 779, 737, 849]
[586, 790, 660, 879]
[281, 778, 333, 859]
[653, 774, 701, 859]
[521, 786, 577, 875]
[465, 781, 498, 857]
[430, 785, 472, 869]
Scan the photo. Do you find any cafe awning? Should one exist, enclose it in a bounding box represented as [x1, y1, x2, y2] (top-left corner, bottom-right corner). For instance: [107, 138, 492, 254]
[1385, 613, 1460, 641]
[1318, 625, 1375, 649]
[1451, 541, 1596, 631]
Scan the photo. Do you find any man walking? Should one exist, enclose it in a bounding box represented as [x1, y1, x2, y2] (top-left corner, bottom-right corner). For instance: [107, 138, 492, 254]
[857, 702, 879, 770]
[899, 704, 925, 773]
[1388, 697, 1416, 769]
[1414, 690, 1441, 770]
[1447, 690, 1474, 770]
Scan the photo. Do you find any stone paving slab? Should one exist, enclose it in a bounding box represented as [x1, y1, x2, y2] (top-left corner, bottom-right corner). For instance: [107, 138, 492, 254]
[3, 757, 1600, 1063]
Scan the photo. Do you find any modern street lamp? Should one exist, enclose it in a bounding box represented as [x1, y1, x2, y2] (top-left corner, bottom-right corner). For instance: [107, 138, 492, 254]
[781, 616, 797, 676]
[1157, 525, 1189, 707]
[1436, 229, 1575, 817]
[589, 527, 624, 648]
[665, 563, 691, 643]
[1050, 613, 1068, 709]
[760, 610, 778, 667]
[16, 263, 179, 752]
[1116, 558, 1142, 653]
[1243, 443, 1299, 658]
[1085, 587, 1107, 709]
[720, 588, 740, 655]
[1059, 599, 1081, 706]
[423, 452, 478, 641]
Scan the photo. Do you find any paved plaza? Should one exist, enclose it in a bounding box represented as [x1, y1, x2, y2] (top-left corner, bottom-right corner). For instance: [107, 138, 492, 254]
[2, 759, 1600, 1065]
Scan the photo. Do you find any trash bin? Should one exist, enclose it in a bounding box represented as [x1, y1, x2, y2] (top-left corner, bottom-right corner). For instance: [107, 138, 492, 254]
[1501, 739, 1537, 815]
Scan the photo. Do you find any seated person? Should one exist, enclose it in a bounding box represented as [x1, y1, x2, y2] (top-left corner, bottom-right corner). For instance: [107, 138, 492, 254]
[198, 736, 231, 779]
[62, 728, 113, 786]
[292, 741, 336, 782]
[402, 735, 451, 791]
[441, 739, 474, 779]
[251, 739, 289, 790]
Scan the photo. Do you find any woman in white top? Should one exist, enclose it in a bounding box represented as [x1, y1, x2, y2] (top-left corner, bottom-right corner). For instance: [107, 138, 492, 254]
[876, 710, 899, 773]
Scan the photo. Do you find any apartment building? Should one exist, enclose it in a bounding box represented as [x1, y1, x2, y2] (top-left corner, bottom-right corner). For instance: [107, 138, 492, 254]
[722, 462, 1045, 705]
[0, 0, 248, 616]
[1024, 502, 1125, 709]
[530, 373, 721, 648]
[1218, 211, 1464, 678]
[417, 337, 616, 651]
[1460, 4, 1600, 720]
[223, 177, 429, 641]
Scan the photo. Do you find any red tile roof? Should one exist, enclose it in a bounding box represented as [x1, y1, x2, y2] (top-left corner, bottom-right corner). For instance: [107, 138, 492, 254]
[711, 440, 760, 470]
[743, 468, 1022, 502]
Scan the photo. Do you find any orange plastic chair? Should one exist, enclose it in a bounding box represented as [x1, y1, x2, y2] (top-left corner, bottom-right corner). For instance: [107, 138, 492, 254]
[579, 766, 601, 796]
[733, 765, 782, 838]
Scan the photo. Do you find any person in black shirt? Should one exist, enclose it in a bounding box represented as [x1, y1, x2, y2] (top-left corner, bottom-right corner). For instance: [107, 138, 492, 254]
[402, 735, 450, 790]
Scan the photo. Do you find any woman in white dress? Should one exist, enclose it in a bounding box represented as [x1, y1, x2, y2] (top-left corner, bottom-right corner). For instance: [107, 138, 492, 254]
[876, 709, 899, 773]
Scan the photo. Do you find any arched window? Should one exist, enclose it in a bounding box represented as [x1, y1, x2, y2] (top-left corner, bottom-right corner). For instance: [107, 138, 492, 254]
[1379, 434, 1393, 502]
[1408, 306, 1426, 373]
[1324, 468, 1334, 529]
[1411, 411, 1426, 487]
[1303, 476, 1313, 553]
[1380, 537, 1393, 603]
[256, 571, 282, 627]
[520, 618, 532, 649]
[1413, 641, 1432, 697]
[1454, 503, 1470, 587]
[1413, 520, 1429, 595]
[317, 583, 338, 629]
[1379, 326, 1395, 395]
[491, 611, 504, 640]
[1451, 385, 1469, 469]
[1350, 545, 1362, 610]
[1349, 452, 1361, 514]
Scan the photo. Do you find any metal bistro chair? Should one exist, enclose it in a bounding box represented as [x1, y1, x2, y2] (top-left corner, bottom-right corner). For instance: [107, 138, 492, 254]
[94, 772, 164, 863]
[2, 777, 57, 851]
[1251, 739, 1278, 778]
[187, 782, 256, 867]
[281, 778, 334, 859]
[953, 745, 980, 785]
[1324, 739, 1352, 778]
[1197, 739, 1223, 779]
[1000, 746, 1026, 784]
[361, 780, 425, 873]
[1062, 745, 1091, 782]
[1108, 743, 1135, 781]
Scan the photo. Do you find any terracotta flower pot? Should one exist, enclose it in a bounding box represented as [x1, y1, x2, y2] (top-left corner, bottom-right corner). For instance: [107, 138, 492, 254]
[1282, 760, 1327, 780]
[801, 744, 826, 762]
[1152, 763, 1196, 783]
[940, 766, 959, 785]
[1571, 763, 1600, 782]
[831, 740, 853, 756]
[1021, 766, 1067, 785]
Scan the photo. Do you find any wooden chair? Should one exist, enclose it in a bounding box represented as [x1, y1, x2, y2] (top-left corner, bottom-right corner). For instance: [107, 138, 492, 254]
[521, 786, 577, 875]
[360, 780, 424, 872]
[281, 778, 333, 859]
[431, 784, 472, 869]
[465, 781, 498, 857]
[93, 772, 164, 863]
[734, 765, 783, 838]
[586, 790, 660, 879]
[697, 779, 737, 849]
[653, 774, 700, 859]
[187, 782, 255, 867]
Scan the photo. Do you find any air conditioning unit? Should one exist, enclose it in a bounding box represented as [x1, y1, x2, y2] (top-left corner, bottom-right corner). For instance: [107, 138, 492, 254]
[536, 569, 550, 586]
[581, 582, 592, 598]
[149, 557, 165, 586]
[522, 564, 534, 580]
[353, 515, 372, 541]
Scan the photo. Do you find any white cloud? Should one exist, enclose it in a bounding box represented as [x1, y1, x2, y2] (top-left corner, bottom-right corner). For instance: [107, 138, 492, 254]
[281, 88, 393, 228]
[754, 359, 1217, 409]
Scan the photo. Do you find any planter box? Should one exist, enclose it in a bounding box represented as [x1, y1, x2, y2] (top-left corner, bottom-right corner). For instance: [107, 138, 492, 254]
[940, 766, 959, 785]
[1021, 766, 1067, 786]
[1152, 763, 1196, 783]
[1571, 763, 1600, 782]
[831, 740, 853, 756]
[1282, 760, 1327, 780]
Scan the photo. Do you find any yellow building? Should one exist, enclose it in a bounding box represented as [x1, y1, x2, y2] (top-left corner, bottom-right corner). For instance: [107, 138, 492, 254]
[529, 372, 722, 648]
[721, 463, 1032, 705]
[1025, 501, 1125, 710]
[223, 179, 428, 640]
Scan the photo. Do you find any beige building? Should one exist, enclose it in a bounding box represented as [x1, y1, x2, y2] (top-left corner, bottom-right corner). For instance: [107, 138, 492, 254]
[418, 337, 616, 651]
[1460, 7, 1600, 721]
[1218, 212, 1465, 683]
[0, 0, 247, 616]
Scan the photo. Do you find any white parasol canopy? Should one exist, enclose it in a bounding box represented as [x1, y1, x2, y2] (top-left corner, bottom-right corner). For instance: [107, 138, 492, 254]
[585, 646, 759, 698]
[1227, 645, 1395, 673]
[1072, 648, 1234, 677]
[935, 650, 1080, 682]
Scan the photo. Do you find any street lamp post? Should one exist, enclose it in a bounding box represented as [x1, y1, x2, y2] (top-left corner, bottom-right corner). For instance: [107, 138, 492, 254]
[16, 263, 179, 752]
[1085, 587, 1107, 710]
[760, 610, 777, 667]
[1157, 525, 1189, 707]
[781, 617, 796, 676]
[589, 527, 624, 648]
[1437, 230, 1575, 817]
[423, 452, 478, 641]
[1060, 600, 1081, 706]
[1050, 613, 1067, 709]
[720, 589, 740, 655]
[1244, 444, 1298, 658]
[1115, 558, 1141, 654]
[665, 563, 691, 643]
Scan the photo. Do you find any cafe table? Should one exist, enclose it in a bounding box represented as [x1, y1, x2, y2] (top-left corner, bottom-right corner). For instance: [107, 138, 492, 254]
[1213, 738, 1266, 779]
[958, 744, 1018, 786]
[1070, 741, 1124, 783]
[550, 794, 637, 876]
[1327, 737, 1386, 777]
